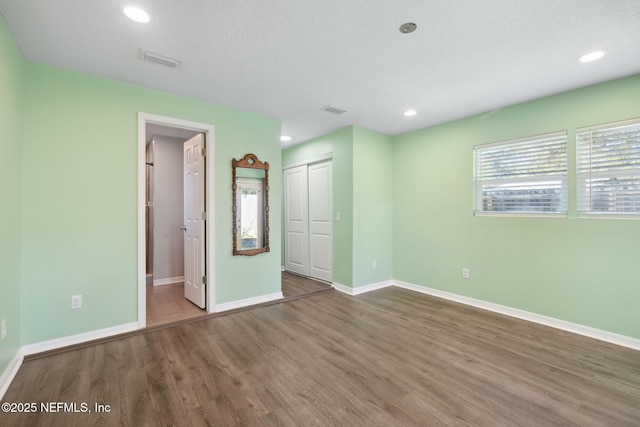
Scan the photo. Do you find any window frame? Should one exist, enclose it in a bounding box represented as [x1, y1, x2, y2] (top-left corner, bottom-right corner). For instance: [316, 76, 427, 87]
[576, 118, 640, 219]
[473, 131, 569, 218]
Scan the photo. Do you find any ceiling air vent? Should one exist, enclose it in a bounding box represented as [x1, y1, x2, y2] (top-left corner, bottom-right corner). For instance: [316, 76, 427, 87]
[321, 105, 347, 115]
[141, 49, 182, 68]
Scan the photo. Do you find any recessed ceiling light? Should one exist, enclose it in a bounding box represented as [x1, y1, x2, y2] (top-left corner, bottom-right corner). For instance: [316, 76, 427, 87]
[123, 6, 150, 23]
[280, 135, 292, 142]
[404, 110, 417, 117]
[579, 50, 606, 63]
[399, 23, 417, 34]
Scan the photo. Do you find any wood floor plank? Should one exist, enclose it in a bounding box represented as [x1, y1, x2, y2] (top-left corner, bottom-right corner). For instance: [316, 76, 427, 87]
[146, 282, 206, 327]
[146, 273, 330, 328]
[281, 271, 331, 297]
[3, 282, 640, 426]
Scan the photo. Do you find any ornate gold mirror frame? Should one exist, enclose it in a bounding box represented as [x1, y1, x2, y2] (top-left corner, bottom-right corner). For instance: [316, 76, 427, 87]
[232, 153, 270, 256]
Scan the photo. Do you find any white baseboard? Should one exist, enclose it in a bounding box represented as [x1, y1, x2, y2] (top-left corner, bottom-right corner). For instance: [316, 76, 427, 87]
[393, 280, 640, 352]
[0, 351, 23, 400]
[215, 292, 283, 312]
[281, 266, 285, 272]
[331, 282, 352, 294]
[21, 322, 139, 356]
[153, 276, 184, 286]
[333, 280, 393, 296]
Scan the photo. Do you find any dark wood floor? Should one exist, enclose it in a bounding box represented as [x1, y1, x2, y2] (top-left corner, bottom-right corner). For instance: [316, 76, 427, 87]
[3, 286, 640, 426]
[147, 272, 330, 327]
[147, 272, 331, 327]
[281, 271, 331, 297]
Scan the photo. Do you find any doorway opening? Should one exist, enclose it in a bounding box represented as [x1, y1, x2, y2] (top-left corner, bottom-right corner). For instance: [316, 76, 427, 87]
[138, 113, 215, 328]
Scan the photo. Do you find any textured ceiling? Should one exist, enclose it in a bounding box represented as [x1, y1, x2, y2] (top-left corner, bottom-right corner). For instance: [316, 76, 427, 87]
[1, 0, 639, 147]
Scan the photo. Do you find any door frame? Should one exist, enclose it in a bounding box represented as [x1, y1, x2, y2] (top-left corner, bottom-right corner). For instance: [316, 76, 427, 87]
[137, 113, 215, 328]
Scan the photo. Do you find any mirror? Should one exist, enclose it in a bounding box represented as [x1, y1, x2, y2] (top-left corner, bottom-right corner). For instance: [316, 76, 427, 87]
[232, 153, 270, 256]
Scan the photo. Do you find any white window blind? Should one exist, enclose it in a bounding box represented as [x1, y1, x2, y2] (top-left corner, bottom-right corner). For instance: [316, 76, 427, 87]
[473, 132, 568, 216]
[577, 118, 640, 218]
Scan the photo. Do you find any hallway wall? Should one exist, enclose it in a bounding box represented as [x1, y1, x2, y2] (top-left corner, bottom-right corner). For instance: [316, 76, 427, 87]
[151, 135, 186, 283]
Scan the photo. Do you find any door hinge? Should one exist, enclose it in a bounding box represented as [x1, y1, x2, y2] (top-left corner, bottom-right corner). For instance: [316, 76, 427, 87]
[201, 211, 207, 220]
[201, 147, 207, 157]
[202, 275, 207, 285]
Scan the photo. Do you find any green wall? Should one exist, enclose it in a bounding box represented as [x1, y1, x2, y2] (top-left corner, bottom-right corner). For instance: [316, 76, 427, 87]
[19, 63, 282, 344]
[393, 74, 640, 339]
[282, 127, 354, 286]
[0, 13, 25, 375]
[353, 127, 393, 286]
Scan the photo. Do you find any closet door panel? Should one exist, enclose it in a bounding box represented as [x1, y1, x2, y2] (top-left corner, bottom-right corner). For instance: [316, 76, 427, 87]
[308, 161, 333, 282]
[284, 165, 309, 275]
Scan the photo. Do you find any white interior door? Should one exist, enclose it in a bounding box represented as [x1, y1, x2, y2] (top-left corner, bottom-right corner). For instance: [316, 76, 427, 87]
[284, 165, 309, 275]
[308, 161, 333, 282]
[183, 134, 206, 308]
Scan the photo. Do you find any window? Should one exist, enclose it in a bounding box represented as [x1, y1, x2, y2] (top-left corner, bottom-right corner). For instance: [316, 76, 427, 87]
[577, 118, 640, 218]
[473, 132, 568, 216]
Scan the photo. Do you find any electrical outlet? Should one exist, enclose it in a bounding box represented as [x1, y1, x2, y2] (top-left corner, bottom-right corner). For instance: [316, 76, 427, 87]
[1, 319, 6, 340]
[372, 260, 377, 269]
[462, 268, 470, 279]
[71, 295, 82, 310]
[336, 212, 341, 222]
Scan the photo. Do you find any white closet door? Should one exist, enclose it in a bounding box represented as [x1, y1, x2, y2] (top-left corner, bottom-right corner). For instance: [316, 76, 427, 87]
[308, 161, 333, 282]
[284, 165, 309, 275]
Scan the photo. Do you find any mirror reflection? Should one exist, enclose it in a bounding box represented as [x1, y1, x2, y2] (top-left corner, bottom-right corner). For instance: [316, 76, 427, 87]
[232, 153, 270, 256]
[237, 177, 264, 250]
